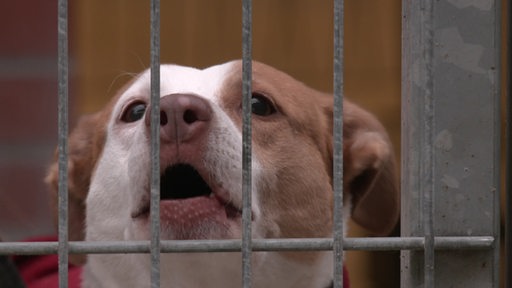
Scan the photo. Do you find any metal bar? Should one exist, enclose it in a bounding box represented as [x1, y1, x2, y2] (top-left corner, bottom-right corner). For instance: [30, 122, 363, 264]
[332, 0, 344, 287]
[506, 0, 512, 286]
[149, 0, 161, 287]
[241, 0, 253, 287]
[492, 1, 503, 286]
[0, 237, 495, 255]
[419, 0, 435, 287]
[75, 236, 488, 252]
[403, 1, 501, 287]
[57, 0, 69, 287]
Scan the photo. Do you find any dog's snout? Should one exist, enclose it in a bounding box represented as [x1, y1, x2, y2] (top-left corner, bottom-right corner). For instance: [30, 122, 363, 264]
[145, 93, 212, 143]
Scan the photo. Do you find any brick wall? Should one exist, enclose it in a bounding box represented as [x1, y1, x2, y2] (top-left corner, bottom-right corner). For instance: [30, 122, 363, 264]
[0, 1, 59, 240]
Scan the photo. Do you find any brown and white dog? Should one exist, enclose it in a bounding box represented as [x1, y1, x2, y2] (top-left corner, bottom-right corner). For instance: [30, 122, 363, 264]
[46, 60, 399, 288]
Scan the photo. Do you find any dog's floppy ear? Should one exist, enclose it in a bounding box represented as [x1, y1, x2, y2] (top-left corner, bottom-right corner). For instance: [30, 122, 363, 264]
[45, 112, 105, 265]
[322, 98, 399, 236]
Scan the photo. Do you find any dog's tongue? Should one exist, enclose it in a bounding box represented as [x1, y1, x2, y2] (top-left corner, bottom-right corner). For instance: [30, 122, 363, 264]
[159, 195, 227, 228]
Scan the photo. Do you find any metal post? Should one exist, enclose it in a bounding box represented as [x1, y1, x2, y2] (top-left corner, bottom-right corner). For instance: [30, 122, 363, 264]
[401, 0, 501, 287]
[419, 1, 436, 286]
[505, 0, 512, 286]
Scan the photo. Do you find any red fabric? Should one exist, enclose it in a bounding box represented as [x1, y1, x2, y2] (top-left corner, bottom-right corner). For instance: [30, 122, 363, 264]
[12, 236, 82, 288]
[13, 236, 349, 288]
[343, 266, 350, 288]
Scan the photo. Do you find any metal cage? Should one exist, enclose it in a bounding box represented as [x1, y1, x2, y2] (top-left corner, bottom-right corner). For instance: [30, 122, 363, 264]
[0, 0, 509, 287]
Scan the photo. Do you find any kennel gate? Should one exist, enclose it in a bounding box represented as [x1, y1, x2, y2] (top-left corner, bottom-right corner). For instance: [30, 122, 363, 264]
[0, 0, 508, 287]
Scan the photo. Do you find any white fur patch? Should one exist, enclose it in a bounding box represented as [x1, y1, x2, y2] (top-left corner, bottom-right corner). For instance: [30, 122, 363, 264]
[85, 62, 277, 287]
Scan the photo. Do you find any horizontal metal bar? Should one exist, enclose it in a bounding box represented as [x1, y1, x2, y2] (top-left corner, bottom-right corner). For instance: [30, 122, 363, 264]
[0, 237, 494, 255]
[0, 242, 59, 255]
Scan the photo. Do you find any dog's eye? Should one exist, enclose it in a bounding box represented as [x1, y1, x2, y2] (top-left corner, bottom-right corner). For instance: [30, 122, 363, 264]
[121, 102, 147, 123]
[251, 93, 276, 116]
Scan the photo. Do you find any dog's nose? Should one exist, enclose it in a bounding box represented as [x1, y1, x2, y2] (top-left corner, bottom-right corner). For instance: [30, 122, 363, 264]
[145, 94, 212, 143]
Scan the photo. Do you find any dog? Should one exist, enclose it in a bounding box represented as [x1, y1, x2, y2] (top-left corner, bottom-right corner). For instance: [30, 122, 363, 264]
[46, 60, 399, 287]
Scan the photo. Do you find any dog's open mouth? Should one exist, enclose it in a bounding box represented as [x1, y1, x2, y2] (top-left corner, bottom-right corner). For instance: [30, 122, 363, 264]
[161, 164, 212, 200]
[131, 164, 241, 225]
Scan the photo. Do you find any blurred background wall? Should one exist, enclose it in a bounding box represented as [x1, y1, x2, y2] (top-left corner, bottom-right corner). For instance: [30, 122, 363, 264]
[0, 2, 59, 240]
[0, 1, 402, 287]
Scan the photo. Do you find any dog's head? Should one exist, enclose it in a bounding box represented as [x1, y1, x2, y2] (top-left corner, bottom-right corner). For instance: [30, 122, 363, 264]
[46, 61, 398, 287]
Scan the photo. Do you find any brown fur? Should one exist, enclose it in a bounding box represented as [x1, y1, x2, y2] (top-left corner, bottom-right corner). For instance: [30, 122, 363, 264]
[222, 62, 399, 237]
[45, 90, 123, 264]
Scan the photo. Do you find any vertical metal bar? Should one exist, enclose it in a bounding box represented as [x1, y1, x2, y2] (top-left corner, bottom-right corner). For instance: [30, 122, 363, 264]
[506, 0, 512, 285]
[241, 0, 253, 287]
[149, 0, 161, 287]
[492, 1, 503, 286]
[419, 1, 435, 287]
[57, 0, 69, 287]
[332, 0, 344, 287]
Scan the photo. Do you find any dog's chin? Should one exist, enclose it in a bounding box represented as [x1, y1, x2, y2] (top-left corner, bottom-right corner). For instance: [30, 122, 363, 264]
[131, 195, 242, 240]
[130, 163, 243, 240]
